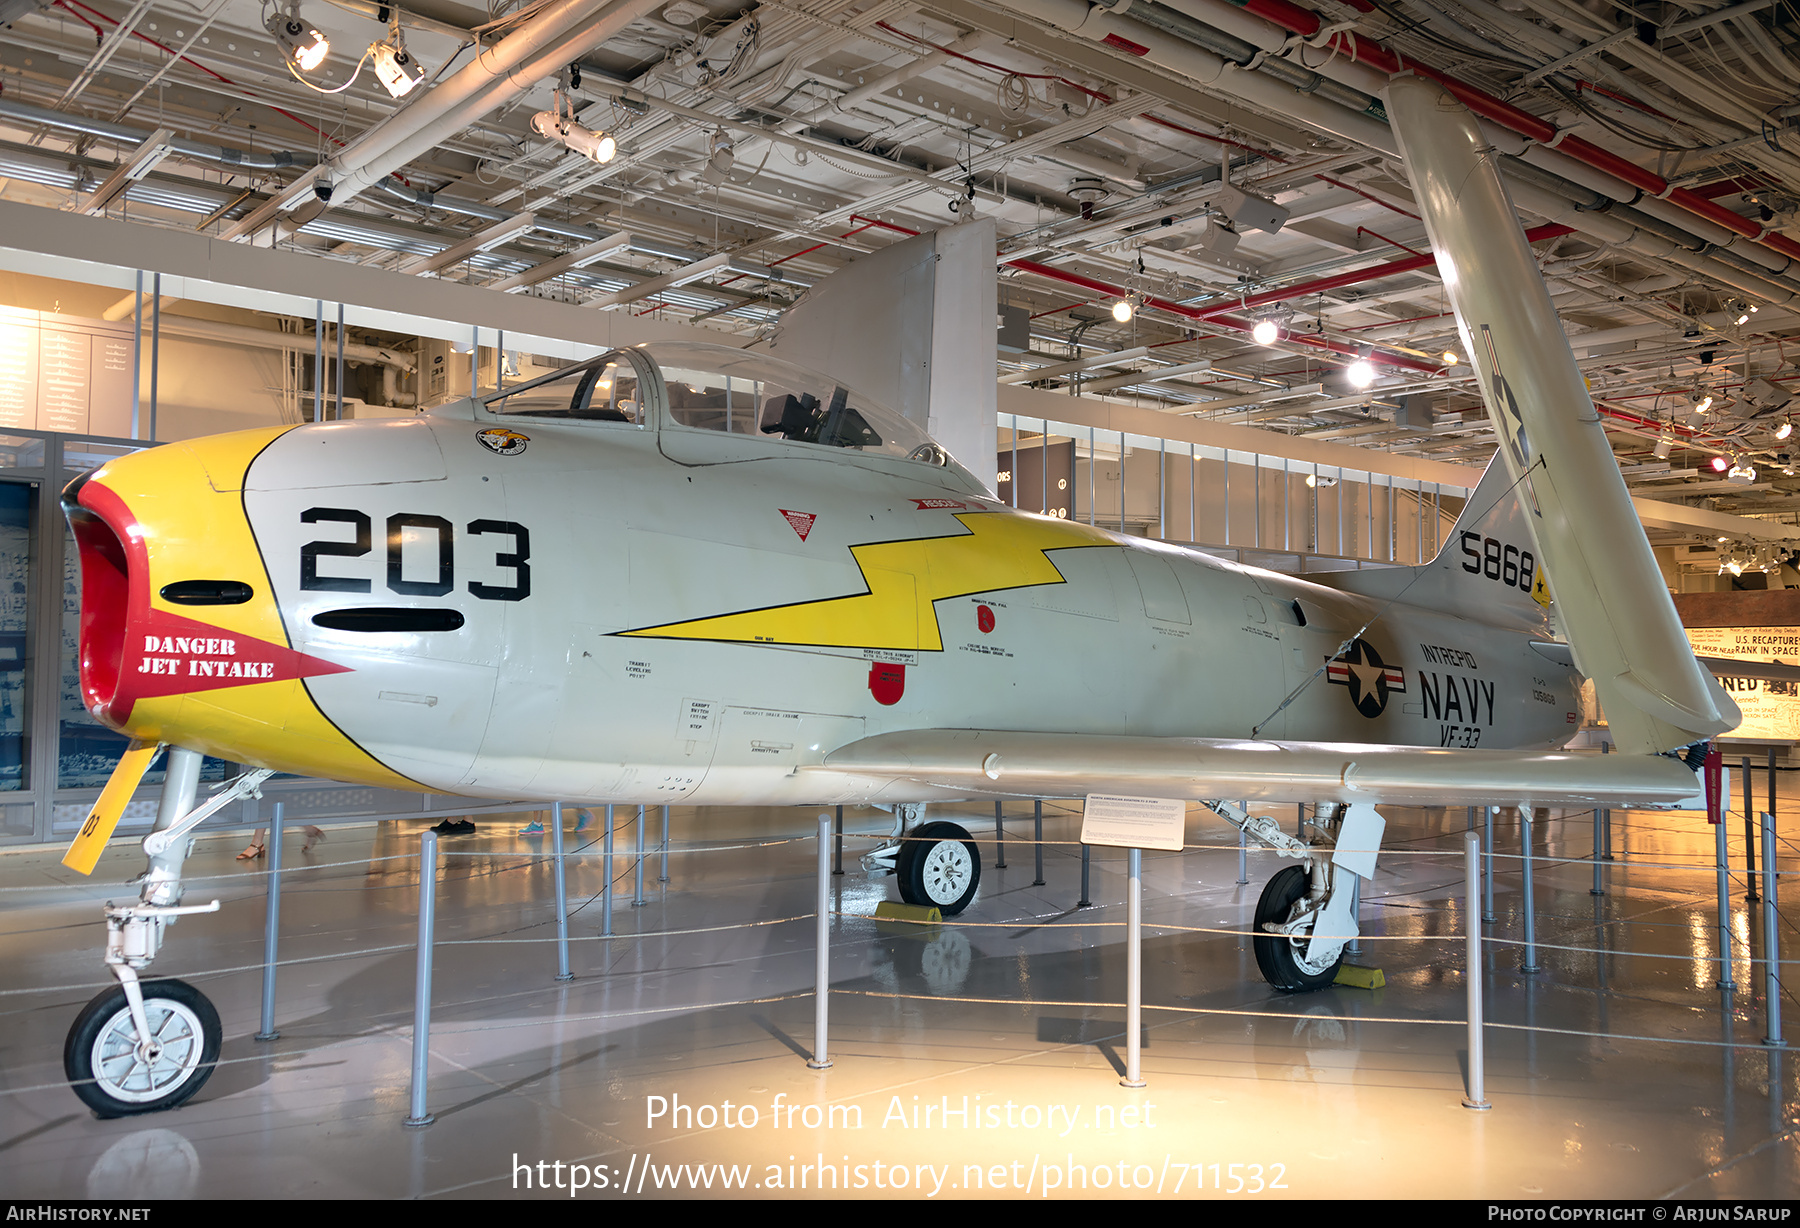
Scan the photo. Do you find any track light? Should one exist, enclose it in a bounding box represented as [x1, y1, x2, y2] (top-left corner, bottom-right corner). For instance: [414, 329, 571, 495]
[1653, 434, 1673, 460]
[267, 4, 330, 73]
[1728, 458, 1757, 484]
[1692, 392, 1714, 417]
[371, 36, 424, 97]
[1347, 350, 1376, 389]
[531, 99, 617, 165]
[1711, 456, 1729, 472]
[1777, 421, 1793, 441]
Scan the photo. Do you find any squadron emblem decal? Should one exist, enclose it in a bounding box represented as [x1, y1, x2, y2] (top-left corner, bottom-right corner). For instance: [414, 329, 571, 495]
[476, 428, 530, 456]
[1327, 638, 1407, 718]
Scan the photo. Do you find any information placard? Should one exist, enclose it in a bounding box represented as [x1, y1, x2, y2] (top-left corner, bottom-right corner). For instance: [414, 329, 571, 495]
[1080, 794, 1187, 851]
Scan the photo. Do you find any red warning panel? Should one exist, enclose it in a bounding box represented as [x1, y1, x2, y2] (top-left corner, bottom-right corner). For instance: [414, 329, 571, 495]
[976, 605, 995, 634]
[120, 608, 351, 707]
[868, 662, 905, 706]
[780, 509, 816, 541]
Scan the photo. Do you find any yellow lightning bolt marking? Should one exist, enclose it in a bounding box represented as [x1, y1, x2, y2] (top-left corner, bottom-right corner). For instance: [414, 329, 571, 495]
[622, 511, 1116, 651]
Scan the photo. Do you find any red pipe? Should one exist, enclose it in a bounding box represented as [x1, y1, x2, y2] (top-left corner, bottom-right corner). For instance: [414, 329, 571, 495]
[1228, 0, 1800, 267]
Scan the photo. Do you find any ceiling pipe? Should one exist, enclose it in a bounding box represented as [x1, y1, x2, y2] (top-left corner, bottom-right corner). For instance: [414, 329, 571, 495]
[1212, 0, 1800, 266]
[1005, 255, 1446, 374]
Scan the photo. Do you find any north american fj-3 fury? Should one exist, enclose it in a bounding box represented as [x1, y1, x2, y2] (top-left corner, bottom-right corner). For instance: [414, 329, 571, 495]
[55, 76, 1737, 1118]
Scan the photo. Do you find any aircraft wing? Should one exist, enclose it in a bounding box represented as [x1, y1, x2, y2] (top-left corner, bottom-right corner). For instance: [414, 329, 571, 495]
[818, 730, 1702, 810]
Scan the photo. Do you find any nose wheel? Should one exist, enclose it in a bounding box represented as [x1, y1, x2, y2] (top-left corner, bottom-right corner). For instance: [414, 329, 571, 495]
[895, 821, 981, 916]
[65, 978, 220, 1117]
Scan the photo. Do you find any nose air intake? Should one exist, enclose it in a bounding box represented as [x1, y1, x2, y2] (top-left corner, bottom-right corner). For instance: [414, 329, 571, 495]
[63, 474, 132, 727]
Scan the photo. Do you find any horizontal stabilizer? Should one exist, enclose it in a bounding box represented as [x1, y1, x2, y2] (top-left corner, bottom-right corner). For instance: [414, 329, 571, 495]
[819, 729, 1700, 811]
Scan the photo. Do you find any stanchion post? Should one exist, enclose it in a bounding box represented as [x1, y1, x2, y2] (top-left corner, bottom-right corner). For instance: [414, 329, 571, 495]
[1591, 804, 1604, 897]
[1520, 806, 1541, 973]
[602, 803, 614, 938]
[255, 802, 284, 1041]
[1483, 806, 1497, 923]
[551, 802, 572, 982]
[1746, 757, 1761, 903]
[1762, 810, 1785, 1048]
[994, 800, 1007, 869]
[833, 805, 844, 876]
[1462, 831, 1490, 1110]
[633, 804, 648, 906]
[1717, 807, 1736, 991]
[809, 813, 833, 1069]
[404, 830, 438, 1128]
[1236, 823, 1248, 886]
[659, 804, 670, 884]
[1122, 846, 1145, 1089]
[1033, 799, 1045, 887]
[1079, 841, 1092, 908]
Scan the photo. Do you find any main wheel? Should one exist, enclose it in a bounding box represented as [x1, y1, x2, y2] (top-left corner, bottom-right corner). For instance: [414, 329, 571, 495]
[1253, 865, 1343, 993]
[897, 821, 980, 916]
[65, 979, 220, 1117]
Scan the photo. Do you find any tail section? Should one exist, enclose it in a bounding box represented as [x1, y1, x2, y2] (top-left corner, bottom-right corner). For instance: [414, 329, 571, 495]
[1386, 75, 1737, 755]
[1313, 452, 1551, 633]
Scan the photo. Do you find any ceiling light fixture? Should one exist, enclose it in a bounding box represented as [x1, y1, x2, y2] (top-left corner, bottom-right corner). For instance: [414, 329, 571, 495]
[1252, 317, 1278, 346]
[1442, 350, 1460, 365]
[1728, 457, 1757, 484]
[1778, 421, 1793, 441]
[1112, 296, 1135, 324]
[1711, 456, 1730, 472]
[370, 12, 425, 98]
[531, 91, 616, 164]
[266, 3, 330, 74]
[1347, 350, 1377, 389]
[701, 130, 734, 185]
[1653, 433, 1674, 460]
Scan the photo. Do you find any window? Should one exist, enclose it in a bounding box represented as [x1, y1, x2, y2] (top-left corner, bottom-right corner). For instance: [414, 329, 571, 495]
[483, 353, 644, 424]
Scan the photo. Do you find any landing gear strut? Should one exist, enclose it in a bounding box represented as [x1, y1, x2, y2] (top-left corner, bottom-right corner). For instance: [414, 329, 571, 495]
[1212, 801, 1385, 994]
[63, 747, 272, 1116]
[863, 803, 982, 915]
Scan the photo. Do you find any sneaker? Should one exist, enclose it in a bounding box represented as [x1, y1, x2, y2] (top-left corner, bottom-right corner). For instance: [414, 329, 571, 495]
[518, 820, 545, 836]
[572, 810, 591, 833]
[451, 820, 476, 835]
[430, 819, 457, 835]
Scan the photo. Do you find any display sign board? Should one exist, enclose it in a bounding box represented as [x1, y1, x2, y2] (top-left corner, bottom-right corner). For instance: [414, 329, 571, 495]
[1080, 794, 1187, 851]
[0, 307, 133, 436]
[1684, 625, 1800, 740]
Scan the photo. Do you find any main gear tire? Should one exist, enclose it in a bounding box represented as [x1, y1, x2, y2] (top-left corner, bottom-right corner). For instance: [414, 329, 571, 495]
[896, 821, 980, 916]
[1252, 865, 1343, 993]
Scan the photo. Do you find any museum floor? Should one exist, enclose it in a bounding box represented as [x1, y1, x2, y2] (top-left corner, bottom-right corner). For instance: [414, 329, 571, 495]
[0, 799, 1794, 1200]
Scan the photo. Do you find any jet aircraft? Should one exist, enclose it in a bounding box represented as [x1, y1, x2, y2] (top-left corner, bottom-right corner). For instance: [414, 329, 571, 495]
[54, 75, 1734, 1118]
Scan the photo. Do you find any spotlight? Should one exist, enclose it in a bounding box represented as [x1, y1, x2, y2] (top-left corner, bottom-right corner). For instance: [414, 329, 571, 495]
[1711, 456, 1730, 472]
[1442, 350, 1460, 365]
[371, 38, 425, 98]
[1653, 434, 1673, 460]
[1252, 318, 1278, 346]
[530, 107, 617, 164]
[267, 5, 330, 73]
[1778, 421, 1793, 441]
[1692, 392, 1714, 416]
[1112, 297, 1135, 324]
[701, 131, 734, 185]
[1304, 473, 1338, 488]
[1347, 353, 1376, 389]
[1728, 459, 1757, 484]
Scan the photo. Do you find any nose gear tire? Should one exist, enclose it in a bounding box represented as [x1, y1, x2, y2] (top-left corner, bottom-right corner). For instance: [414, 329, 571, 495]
[64, 978, 221, 1117]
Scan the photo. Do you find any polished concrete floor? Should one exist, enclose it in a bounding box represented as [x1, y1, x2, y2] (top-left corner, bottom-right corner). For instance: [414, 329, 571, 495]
[0, 799, 1794, 1200]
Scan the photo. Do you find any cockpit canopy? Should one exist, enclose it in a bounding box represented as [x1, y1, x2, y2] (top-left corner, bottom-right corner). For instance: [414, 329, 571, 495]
[481, 341, 960, 471]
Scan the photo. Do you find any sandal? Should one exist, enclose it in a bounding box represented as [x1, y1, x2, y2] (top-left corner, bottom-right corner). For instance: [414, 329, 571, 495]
[302, 829, 325, 852]
[236, 843, 265, 861]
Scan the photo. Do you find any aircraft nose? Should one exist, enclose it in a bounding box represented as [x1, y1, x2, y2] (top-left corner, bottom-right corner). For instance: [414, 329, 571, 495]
[61, 426, 351, 755]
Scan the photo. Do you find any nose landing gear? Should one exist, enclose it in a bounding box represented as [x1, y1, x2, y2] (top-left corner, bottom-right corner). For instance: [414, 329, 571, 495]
[61, 747, 272, 1117]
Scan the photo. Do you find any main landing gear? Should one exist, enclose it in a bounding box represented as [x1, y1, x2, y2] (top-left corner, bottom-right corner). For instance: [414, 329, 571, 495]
[1210, 801, 1386, 993]
[64, 747, 273, 1117]
[864, 802, 981, 915]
